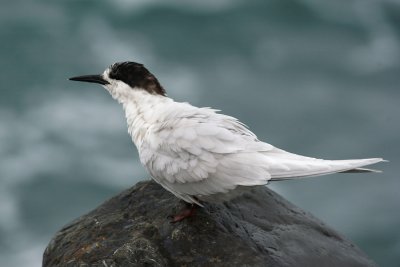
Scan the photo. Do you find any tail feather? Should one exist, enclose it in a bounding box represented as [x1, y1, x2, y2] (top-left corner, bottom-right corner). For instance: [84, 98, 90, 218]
[340, 168, 382, 173]
[269, 157, 385, 182]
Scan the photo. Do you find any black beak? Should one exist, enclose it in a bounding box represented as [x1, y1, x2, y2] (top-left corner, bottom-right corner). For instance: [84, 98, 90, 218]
[69, 74, 109, 85]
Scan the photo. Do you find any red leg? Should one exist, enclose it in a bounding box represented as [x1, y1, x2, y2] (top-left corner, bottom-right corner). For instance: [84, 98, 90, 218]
[169, 204, 197, 223]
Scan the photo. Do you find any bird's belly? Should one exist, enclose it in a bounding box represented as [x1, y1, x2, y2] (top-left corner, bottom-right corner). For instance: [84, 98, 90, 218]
[196, 185, 256, 203]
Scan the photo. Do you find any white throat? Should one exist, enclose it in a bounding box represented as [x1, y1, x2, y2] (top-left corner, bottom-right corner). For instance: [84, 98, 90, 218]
[101, 72, 172, 147]
[113, 87, 171, 147]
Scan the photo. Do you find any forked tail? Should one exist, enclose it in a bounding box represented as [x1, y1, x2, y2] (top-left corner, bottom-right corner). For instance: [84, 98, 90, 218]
[269, 157, 386, 181]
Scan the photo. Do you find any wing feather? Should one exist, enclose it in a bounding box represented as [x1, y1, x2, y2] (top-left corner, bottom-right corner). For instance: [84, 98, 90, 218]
[139, 105, 272, 200]
[139, 103, 384, 203]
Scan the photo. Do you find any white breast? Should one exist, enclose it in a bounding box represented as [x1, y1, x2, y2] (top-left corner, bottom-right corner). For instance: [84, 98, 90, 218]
[122, 90, 172, 147]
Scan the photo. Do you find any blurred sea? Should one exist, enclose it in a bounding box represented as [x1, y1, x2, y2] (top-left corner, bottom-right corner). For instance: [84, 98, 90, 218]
[1, 0, 399, 266]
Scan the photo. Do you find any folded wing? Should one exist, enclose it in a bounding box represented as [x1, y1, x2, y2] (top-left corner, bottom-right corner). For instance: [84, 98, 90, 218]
[139, 104, 384, 204]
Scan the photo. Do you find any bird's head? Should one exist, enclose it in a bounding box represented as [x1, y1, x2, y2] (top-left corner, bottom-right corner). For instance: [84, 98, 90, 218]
[69, 61, 166, 101]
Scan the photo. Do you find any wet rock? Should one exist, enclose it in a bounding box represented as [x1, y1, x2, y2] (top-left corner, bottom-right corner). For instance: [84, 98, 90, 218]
[43, 180, 377, 267]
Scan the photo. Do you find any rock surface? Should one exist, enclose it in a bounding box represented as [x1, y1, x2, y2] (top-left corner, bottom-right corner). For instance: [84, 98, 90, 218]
[43, 180, 377, 267]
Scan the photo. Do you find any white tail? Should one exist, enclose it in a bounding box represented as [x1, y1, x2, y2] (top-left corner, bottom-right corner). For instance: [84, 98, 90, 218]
[268, 154, 385, 181]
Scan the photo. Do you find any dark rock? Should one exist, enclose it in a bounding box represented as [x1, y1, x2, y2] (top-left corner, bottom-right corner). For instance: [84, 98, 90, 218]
[43, 180, 377, 267]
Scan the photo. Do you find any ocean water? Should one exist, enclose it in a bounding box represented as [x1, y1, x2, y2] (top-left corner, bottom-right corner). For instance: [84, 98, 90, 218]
[1, 0, 399, 266]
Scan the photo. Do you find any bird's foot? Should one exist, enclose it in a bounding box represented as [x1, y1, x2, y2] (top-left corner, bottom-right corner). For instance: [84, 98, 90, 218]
[169, 204, 197, 223]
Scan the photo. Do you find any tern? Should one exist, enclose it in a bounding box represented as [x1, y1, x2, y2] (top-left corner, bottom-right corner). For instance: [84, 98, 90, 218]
[70, 61, 384, 222]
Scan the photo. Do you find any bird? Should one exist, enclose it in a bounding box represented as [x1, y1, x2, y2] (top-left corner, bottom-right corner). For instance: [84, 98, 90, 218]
[70, 61, 385, 222]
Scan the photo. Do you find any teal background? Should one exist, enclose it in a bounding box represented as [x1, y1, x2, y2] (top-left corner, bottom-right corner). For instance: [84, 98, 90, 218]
[1, 0, 399, 266]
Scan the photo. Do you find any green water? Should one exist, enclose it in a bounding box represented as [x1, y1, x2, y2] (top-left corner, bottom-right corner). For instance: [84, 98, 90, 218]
[1, 0, 399, 266]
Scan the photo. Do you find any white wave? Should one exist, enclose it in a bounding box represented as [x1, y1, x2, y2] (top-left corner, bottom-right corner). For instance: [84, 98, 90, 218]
[1, 91, 149, 183]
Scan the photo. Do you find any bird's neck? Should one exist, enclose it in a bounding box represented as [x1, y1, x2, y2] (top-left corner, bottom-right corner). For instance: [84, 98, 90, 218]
[120, 89, 172, 147]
